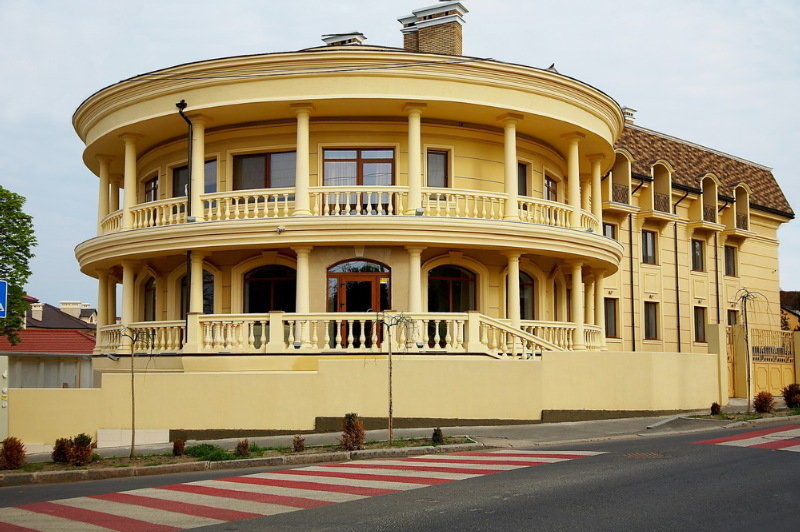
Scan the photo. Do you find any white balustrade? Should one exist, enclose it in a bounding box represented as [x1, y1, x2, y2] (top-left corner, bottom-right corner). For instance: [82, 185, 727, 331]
[311, 187, 407, 216]
[199, 315, 271, 352]
[580, 211, 600, 232]
[422, 188, 506, 219]
[517, 198, 571, 228]
[203, 189, 294, 221]
[96, 324, 123, 353]
[128, 321, 186, 352]
[100, 210, 122, 234]
[130, 198, 188, 229]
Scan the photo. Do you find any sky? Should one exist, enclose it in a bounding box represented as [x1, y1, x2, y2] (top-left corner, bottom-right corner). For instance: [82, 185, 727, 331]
[1, 0, 798, 307]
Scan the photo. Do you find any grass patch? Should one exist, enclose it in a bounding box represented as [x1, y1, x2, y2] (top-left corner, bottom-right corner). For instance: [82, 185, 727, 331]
[21, 463, 44, 472]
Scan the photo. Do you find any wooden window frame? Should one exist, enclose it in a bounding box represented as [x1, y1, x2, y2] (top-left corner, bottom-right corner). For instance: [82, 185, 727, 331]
[426, 149, 449, 188]
[694, 306, 707, 343]
[232, 151, 296, 190]
[323, 148, 396, 186]
[691, 239, 705, 272]
[517, 162, 528, 197]
[172, 159, 219, 197]
[143, 175, 159, 203]
[642, 230, 657, 265]
[602, 222, 617, 240]
[544, 175, 558, 202]
[727, 309, 739, 326]
[724, 245, 738, 277]
[644, 301, 659, 340]
[604, 297, 619, 338]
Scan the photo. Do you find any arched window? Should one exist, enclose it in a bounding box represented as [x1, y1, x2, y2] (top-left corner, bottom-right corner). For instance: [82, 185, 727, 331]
[179, 271, 215, 319]
[244, 265, 296, 313]
[428, 265, 476, 312]
[143, 278, 156, 322]
[327, 260, 391, 313]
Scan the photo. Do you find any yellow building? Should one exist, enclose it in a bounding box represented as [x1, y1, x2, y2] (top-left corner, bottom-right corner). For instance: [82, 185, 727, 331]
[6, 2, 796, 445]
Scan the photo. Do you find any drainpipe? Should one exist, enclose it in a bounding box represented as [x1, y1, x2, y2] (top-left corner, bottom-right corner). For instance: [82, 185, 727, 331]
[627, 177, 646, 352]
[673, 191, 690, 352]
[177, 100, 193, 345]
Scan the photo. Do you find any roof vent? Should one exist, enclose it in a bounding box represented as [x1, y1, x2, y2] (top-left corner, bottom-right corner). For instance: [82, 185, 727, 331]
[322, 32, 366, 46]
[399, 1, 468, 55]
[622, 107, 637, 125]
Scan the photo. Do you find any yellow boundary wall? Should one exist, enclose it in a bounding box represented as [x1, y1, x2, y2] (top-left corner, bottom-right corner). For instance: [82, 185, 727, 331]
[9, 351, 718, 445]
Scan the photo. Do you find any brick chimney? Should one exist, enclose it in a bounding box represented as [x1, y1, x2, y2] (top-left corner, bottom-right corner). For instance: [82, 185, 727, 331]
[30, 302, 44, 322]
[399, 1, 468, 56]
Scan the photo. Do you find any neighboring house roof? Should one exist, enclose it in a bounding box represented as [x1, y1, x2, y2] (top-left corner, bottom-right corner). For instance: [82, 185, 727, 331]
[781, 307, 800, 319]
[0, 329, 96, 354]
[26, 303, 96, 330]
[79, 308, 97, 319]
[616, 125, 793, 218]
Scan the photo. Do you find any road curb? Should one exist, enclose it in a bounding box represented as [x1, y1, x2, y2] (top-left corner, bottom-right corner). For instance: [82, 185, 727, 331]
[0, 441, 484, 488]
[723, 414, 799, 428]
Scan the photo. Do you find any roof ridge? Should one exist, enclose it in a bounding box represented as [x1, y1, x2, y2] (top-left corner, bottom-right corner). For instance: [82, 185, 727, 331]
[628, 124, 773, 172]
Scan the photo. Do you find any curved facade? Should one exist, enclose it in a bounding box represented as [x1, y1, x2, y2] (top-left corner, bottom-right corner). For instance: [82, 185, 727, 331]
[77, 37, 626, 358]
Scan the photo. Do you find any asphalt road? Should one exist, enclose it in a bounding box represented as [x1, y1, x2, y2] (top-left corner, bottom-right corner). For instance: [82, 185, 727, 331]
[1, 423, 798, 531]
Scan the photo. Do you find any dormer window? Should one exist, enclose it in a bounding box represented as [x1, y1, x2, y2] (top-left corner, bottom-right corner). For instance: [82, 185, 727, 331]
[652, 164, 671, 213]
[701, 176, 718, 223]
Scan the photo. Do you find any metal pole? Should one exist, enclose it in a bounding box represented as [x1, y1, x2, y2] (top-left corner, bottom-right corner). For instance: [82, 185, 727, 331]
[387, 323, 393, 445]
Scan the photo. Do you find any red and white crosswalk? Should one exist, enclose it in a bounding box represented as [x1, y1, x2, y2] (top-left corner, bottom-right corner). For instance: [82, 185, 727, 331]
[0, 449, 602, 531]
[694, 424, 800, 452]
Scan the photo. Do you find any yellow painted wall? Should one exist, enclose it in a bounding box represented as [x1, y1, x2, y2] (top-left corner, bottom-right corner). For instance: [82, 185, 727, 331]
[9, 351, 718, 446]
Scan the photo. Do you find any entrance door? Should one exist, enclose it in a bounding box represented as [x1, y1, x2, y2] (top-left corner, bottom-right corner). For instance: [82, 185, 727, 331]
[327, 260, 391, 347]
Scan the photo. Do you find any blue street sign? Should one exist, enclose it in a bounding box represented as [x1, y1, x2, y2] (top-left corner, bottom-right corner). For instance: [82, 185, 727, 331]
[0, 280, 6, 319]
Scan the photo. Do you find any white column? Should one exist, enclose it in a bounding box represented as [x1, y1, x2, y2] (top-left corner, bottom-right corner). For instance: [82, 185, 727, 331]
[294, 246, 312, 313]
[500, 113, 523, 221]
[120, 134, 139, 230]
[588, 154, 604, 228]
[570, 261, 586, 350]
[594, 269, 606, 347]
[189, 116, 208, 221]
[406, 246, 424, 314]
[189, 252, 205, 314]
[120, 260, 136, 354]
[292, 104, 313, 216]
[97, 156, 111, 233]
[96, 271, 109, 328]
[585, 276, 595, 325]
[581, 178, 591, 211]
[563, 133, 585, 229]
[506, 252, 521, 328]
[108, 275, 117, 325]
[405, 103, 426, 214]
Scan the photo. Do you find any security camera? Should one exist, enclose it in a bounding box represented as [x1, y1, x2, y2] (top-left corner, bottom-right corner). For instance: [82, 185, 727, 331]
[106, 354, 120, 361]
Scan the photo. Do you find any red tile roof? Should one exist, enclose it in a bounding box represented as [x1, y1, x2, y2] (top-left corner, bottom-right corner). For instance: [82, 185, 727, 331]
[0, 329, 96, 354]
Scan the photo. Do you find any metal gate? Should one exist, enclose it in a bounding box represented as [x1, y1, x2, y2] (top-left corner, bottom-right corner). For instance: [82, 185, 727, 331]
[750, 329, 796, 395]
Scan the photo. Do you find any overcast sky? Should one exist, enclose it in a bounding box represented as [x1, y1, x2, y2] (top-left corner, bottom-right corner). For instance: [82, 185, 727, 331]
[1, 0, 798, 306]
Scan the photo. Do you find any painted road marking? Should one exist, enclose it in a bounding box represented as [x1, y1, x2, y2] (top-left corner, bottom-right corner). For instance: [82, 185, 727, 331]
[694, 425, 800, 453]
[0, 450, 603, 531]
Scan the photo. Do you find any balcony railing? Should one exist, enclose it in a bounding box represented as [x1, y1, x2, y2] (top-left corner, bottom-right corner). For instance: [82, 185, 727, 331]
[422, 188, 505, 220]
[736, 213, 749, 230]
[653, 192, 671, 213]
[702, 205, 716, 223]
[98, 312, 609, 358]
[203, 189, 293, 221]
[130, 198, 187, 229]
[311, 186, 407, 216]
[611, 183, 630, 204]
[100, 187, 602, 235]
[518, 198, 571, 228]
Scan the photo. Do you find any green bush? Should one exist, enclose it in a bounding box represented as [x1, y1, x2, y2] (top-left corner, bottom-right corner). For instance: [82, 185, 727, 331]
[781, 383, 800, 409]
[185, 443, 231, 461]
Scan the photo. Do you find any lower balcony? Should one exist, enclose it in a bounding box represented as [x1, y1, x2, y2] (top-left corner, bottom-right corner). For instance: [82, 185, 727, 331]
[96, 312, 604, 359]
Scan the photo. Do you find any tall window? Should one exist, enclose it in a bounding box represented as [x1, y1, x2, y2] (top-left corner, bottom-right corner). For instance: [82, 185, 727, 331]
[644, 302, 659, 340]
[143, 176, 159, 202]
[727, 309, 739, 326]
[233, 152, 296, 190]
[603, 223, 617, 240]
[519, 272, 535, 321]
[517, 163, 528, 196]
[428, 265, 476, 312]
[427, 150, 448, 188]
[244, 265, 296, 313]
[323, 149, 394, 186]
[143, 278, 156, 322]
[179, 271, 215, 320]
[691, 239, 705, 272]
[604, 298, 619, 338]
[172, 160, 218, 197]
[544, 176, 558, 202]
[724, 245, 737, 276]
[694, 306, 707, 343]
[642, 230, 657, 264]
